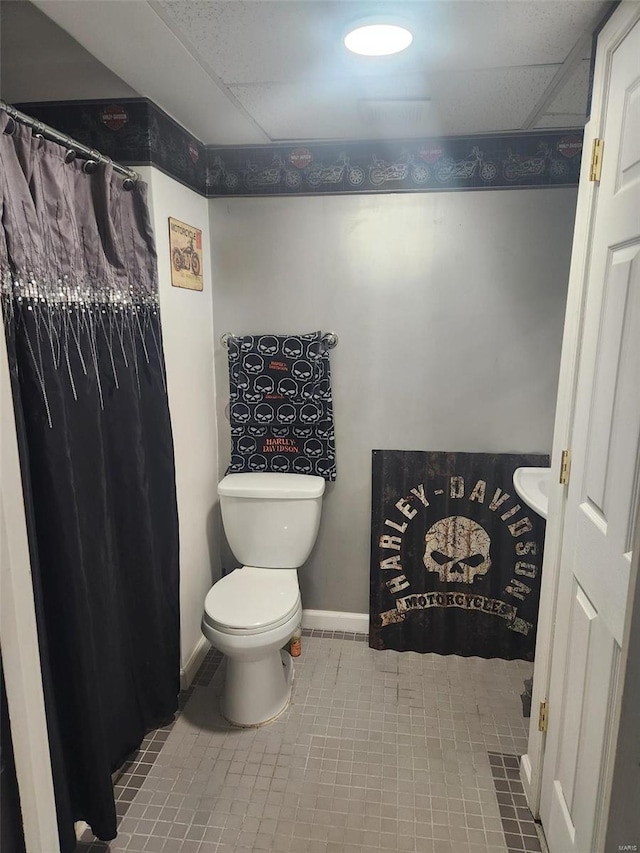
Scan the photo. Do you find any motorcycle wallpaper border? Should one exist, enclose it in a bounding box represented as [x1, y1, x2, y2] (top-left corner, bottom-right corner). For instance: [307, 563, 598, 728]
[13, 98, 583, 197]
[207, 132, 583, 196]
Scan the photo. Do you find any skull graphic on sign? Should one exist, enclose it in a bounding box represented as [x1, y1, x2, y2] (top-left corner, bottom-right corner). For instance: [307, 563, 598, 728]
[423, 516, 492, 584]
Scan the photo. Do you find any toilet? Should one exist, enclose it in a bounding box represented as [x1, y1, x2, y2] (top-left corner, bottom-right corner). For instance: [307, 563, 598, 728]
[202, 472, 325, 726]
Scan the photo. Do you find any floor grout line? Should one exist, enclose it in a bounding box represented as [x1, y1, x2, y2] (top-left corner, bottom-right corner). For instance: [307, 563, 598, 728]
[77, 635, 538, 853]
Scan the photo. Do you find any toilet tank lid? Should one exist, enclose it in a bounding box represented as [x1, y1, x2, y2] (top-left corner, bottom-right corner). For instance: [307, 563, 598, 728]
[218, 473, 326, 499]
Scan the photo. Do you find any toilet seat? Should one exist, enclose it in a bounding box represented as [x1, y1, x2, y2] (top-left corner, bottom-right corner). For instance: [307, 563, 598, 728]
[203, 567, 300, 636]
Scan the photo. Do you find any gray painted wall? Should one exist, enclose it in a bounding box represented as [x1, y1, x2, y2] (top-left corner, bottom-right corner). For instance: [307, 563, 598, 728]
[209, 189, 577, 614]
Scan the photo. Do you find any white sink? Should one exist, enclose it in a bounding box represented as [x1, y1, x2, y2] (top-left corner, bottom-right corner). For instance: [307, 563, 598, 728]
[513, 467, 551, 520]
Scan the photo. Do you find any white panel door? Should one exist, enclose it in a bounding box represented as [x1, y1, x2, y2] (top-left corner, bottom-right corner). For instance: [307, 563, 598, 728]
[540, 11, 640, 853]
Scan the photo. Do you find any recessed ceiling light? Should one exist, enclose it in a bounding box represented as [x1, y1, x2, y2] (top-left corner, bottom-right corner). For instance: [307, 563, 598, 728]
[344, 22, 413, 57]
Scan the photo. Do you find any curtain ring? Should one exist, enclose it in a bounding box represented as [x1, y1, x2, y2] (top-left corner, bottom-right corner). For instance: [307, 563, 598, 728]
[64, 149, 77, 164]
[3, 116, 16, 135]
[83, 159, 98, 174]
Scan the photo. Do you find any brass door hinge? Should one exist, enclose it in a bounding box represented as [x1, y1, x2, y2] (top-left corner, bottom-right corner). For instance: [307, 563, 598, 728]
[590, 138, 604, 181]
[538, 700, 548, 733]
[560, 449, 571, 485]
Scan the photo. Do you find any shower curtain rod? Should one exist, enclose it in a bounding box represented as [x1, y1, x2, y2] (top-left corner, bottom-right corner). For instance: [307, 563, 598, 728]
[1, 100, 139, 186]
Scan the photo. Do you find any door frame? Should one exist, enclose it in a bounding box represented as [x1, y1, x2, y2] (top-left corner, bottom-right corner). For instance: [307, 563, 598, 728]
[521, 0, 640, 820]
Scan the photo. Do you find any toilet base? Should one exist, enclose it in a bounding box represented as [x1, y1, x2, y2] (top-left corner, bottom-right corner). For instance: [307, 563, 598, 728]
[223, 649, 294, 727]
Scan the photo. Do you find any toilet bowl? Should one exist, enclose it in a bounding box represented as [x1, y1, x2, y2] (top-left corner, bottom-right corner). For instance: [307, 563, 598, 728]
[202, 567, 302, 726]
[202, 473, 325, 727]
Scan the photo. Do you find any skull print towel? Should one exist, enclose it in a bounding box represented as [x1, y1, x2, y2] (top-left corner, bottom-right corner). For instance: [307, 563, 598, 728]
[227, 332, 336, 480]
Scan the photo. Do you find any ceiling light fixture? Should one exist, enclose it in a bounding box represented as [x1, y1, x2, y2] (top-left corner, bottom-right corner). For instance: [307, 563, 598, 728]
[344, 21, 413, 56]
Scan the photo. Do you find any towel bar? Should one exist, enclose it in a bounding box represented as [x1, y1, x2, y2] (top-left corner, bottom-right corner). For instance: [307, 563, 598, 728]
[220, 331, 338, 349]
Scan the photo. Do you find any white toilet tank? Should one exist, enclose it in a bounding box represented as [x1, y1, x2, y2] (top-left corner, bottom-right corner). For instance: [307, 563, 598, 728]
[218, 473, 325, 568]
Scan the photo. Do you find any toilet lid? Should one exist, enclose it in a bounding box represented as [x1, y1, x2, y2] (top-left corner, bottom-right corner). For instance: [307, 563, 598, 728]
[203, 567, 300, 634]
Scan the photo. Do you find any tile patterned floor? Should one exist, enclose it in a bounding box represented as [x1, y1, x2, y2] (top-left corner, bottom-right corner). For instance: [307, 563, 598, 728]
[78, 633, 542, 853]
[487, 755, 541, 853]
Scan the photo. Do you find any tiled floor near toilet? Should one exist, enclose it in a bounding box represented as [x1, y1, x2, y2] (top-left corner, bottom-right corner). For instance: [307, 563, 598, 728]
[77, 632, 542, 853]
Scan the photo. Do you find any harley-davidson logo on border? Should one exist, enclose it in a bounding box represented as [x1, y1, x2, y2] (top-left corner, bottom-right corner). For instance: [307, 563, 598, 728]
[289, 148, 313, 169]
[100, 104, 129, 132]
[557, 136, 583, 157]
[419, 144, 444, 163]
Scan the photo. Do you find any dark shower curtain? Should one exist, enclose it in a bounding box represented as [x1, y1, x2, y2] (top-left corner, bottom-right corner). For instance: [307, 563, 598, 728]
[0, 113, 180, 848]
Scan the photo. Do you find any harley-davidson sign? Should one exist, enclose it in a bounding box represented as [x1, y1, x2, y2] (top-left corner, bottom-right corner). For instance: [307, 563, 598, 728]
[370, 450, 548, 660]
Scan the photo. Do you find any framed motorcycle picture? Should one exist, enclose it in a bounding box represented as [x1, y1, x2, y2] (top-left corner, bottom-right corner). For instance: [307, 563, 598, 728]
[168, 217, 203, 291]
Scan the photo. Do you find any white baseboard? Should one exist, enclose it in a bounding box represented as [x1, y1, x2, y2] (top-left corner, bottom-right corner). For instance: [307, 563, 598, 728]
[302, 609, 369, 633]
[180, 635, 210, 690]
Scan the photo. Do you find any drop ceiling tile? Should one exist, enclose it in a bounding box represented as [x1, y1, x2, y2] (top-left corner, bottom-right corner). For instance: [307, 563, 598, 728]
[231, 65, 560, 140]
[157, 0, 349, 85]
[228, 72, 438, 142]
[228, 82, 390, 141]
[545, 59, 591, 116]
[157, 0, 609, 85]
[407, 0, 607, 72]
[432, 66, 561, 134]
